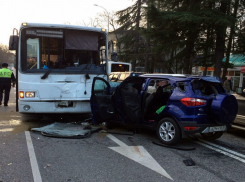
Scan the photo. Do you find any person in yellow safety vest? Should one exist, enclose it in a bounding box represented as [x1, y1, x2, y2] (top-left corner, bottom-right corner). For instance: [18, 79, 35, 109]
[0, 63, 16, 106]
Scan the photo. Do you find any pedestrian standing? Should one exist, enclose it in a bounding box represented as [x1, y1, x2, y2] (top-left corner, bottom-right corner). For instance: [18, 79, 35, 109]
[0, 63, 16, 106]
[224, 76, 232, 94]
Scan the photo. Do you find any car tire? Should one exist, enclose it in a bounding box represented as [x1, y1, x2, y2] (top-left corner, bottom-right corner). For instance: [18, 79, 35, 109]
[200, 132, 223, 140]
[156, 118, 181, 146]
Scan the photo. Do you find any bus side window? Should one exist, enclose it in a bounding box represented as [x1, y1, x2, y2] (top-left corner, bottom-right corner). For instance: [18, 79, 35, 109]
[27, 38, 39, 69]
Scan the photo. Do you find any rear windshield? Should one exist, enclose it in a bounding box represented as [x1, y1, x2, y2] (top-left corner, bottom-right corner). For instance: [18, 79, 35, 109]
[191, 80, 225, 96]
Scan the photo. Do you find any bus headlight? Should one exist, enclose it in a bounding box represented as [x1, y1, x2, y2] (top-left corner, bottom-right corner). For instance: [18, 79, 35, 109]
[25, 92, 35, 98]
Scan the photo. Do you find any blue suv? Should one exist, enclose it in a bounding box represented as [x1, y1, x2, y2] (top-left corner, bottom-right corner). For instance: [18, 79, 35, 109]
[90, 74, 238, 145]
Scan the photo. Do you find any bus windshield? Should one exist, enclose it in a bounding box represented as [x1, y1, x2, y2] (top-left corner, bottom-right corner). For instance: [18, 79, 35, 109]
[21, 28, 107, 74]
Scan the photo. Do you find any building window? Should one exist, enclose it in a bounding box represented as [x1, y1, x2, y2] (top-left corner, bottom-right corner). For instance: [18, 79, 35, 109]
[233, 77, 240, 91]
[207, 71, 212, 76]
[235, 71, 240, 76]
[228, 71, 234, 76]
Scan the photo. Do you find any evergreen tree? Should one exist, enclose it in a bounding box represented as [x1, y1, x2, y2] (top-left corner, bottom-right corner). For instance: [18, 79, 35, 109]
[146, 0, 204, 74]
[222, 0, 239, 80]
[116, 0, 245, 74]
[0, 44, 15, 67]
[146, 0, 239, 74]
[116, 0, 148, 71]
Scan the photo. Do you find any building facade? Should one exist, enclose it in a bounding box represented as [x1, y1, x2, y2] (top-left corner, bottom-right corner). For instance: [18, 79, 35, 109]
[200, 54, 245, 91]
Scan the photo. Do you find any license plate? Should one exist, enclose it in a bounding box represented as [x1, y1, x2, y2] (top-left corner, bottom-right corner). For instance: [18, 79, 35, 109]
[209, 126, 226, 132]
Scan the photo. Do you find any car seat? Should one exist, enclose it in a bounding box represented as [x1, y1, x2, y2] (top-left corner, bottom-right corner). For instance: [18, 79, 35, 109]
[144, 86, 171, 120]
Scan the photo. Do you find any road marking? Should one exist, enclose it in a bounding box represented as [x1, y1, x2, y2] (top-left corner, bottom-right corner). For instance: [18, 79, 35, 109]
[107, 134, 173, 181]
[198, 139, 245, 159]
[194, 140, 245, 164]
[25, 131, 42, 182]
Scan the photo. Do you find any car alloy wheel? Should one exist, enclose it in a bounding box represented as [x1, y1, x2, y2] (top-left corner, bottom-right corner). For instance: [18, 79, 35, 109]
[159, 122, 175, 141]
[156, 118, 181, 146]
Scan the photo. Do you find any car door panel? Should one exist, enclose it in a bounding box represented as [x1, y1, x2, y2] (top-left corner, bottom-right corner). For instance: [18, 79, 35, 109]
[91, 77, 114, 124]
[95, 95, 114, 121]
[121, 89, 141, 123]
[119, 78, 144, 123]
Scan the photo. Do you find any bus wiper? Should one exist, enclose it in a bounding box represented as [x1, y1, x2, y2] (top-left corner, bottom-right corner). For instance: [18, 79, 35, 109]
[41, 56, 63, 79]
[81, 63, 92, 79]
[81, 63, 92, 95]
[41, 64, 54, 79]
[81, 63, 92, 72]
[81, 64, 89, 72]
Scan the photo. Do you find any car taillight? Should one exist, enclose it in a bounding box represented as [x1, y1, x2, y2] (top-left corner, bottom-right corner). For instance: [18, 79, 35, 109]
[184, 127, 197, 130]
[181, 98, 206, 106]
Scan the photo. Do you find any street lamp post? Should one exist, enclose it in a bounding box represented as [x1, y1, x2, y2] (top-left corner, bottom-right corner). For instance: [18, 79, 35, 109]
[94, 4, 110, 67]
[93, 4, 109, 33]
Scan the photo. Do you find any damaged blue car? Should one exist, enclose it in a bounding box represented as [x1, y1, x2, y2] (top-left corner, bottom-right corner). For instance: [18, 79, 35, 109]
[90, 74, 238, 145]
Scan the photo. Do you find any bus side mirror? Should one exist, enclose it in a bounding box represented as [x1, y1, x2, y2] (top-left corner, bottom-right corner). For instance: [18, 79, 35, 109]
[9, 35, 18, 50]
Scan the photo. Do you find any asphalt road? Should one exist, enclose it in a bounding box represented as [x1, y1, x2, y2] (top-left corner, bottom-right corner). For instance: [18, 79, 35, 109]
[1, 88, 245, 182]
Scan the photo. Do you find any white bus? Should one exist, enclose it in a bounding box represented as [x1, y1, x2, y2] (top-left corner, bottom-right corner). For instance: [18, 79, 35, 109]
[9, 22, 108, 114]
[107, 60, 131, 73]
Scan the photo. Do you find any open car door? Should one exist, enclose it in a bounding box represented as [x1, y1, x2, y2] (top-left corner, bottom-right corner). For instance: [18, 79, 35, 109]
[90, 77, 114, 124]
[119, 77, 145, 124]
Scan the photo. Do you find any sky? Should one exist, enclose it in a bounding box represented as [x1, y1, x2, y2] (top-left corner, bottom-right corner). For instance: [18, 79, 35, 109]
[0, 0, 134, 46]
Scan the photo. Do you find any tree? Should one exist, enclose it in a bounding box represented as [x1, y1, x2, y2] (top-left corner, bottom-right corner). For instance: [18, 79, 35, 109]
[146, 0, 243, 75]
[146, 0, 203, 74]
[231, 0, 245, 55]
[0, 44, 15, 67]
[213, 0, 230, 77]
[222, 0, 239, 80]
[96, 11, 123, 54]
[116, 0, 148, 71]
[115, 0, 245, 74]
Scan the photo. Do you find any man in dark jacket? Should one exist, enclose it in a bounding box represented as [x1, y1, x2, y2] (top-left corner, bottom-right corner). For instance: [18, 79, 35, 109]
[0, 63, 16, 106]
[224, 76, 232, 94]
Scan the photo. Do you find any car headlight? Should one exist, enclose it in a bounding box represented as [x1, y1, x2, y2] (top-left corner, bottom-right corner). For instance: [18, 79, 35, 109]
[25, 92, 35, 98]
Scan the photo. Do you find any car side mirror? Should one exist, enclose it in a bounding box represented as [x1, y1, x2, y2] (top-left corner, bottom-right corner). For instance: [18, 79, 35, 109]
[236, 87, 243, 95]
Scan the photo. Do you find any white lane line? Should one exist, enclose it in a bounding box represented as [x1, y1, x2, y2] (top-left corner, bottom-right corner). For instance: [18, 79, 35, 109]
[198, 139, 245, 159]
[25, 131, 42, 182]
[194, 141, 245, 164]
[107, 134, 128, 148]
[107, 134, 173, 180]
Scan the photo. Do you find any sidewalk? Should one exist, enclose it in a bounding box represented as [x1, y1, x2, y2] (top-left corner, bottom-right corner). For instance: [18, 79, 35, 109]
[233, 93, 245, 100]
[0, 86, 16, 113]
